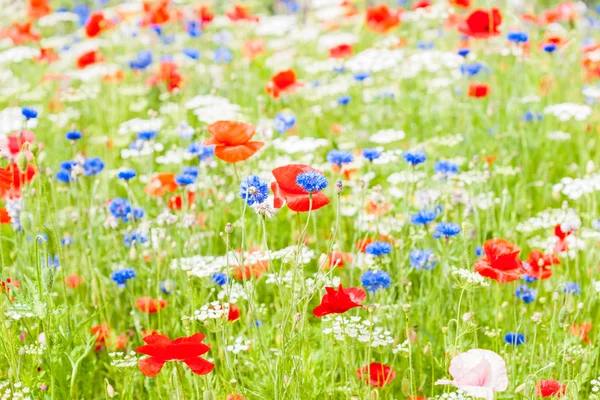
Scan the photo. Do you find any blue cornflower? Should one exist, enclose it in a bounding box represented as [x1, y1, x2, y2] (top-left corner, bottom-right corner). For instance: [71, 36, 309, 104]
[186, 21, 202, 37]
[160, 280, 176, 294]
[403, 150, 426, 166]
[365, 241, 392, 257]
[117, 168, 136, 181]
[362, 148, 382, 162]
[337, 95, 352, 106]
[175, 174, 196, 186]
[239, 175, 269, 206]
[410, 249, 436, 270]
[73, 3, 90, 25]
[133, 207, 145, 220]
[187, 143, 214, 161]
[61, 236, 74, 246]
[56, 169, 72, 183]
[504, 332, 525, 345]
[417, 41, 434, 50]
[214, 47, 232, 64]
[457, 48, 470, 57]
[411, 206, 441, 226]
[332, 66, 346, 74]
[109, 198, 132, 222]
[353, 72, 371, 82]
[522, 111, 543, 122]
[326, 150, 354, 167]
[183, 48, 201, 60]
[83, 157, 104, 176]
[129, 50, 153, 70]
[296, 170, 328, 193]
[434, 160, 459, 176]
[460, 63, 485, 77]
[507, 31, 528, 44]
[183, 166, 199, 178]
[543, 43, 557, 53]
[515, 285, 536, 304]
[111, 268, 136, 288]
[137, 130, 157, 141]
[211, 272, 229, 286]
[60, 160, 78, 171]
[274, 112, 296, 134]
[21, 107, 38, 120]
[522, 274, 537, 284]
[123, 231, 147, 247]
[433, 222, 461, 239]
[562, 282, 581, 295]
[361, 270, 391, 292]
[65, 130, 82, 141]
[43, 255, 60, 269]
[474, 246, 483, 257]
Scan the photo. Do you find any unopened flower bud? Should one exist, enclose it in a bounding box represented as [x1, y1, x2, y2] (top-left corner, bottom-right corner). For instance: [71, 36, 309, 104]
[225, 223, 233, 234]
[16, 152, 28, 173]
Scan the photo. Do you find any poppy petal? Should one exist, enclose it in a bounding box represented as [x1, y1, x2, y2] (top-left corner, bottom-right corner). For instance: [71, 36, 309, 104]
[182, 357, 215, 375]
[214, 141, 264, 163]
[138, 357, 165, 377]
[207, 121, 255, 146]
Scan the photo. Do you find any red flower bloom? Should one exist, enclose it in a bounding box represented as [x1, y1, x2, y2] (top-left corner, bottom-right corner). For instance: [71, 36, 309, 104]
[35, 48, 59, 64]
[356, 362, 396, 387]
[232, 260, 268, 280]
[474, 238, 525, 283]
[144, 172, 178, 197]
[146, 61, 183, 92]
[135, 297, 168, 314]
[226, 4, 259, 22]
[242, 38, 265, 60]
[271, 164, 331, 213]
[365, 4, 401, 34]
[0, 208, 10, 224]
[266, 69, 302, 99]
[468, 82, 489, 98]
[136, 333, 215, 377]
[525, 250, 559, 280]
[91, 323, 110, 351]
[85, 11, 112, 38]
[458, 8, 502, 39]
[0, 163, 36, 200]
[195, 5, 214, 25]
[77, 50, 104, 69]
[142, 0, 171, 26]
[570, 322, 592, 343]
[536, 380, 566, 397]
[313, 285, 366, 317]
[228, 304, 240, 322]
[326, 251, 353, 268]
[450, 0, 470, 8]
[4, 21, 41, 45]
[553, 224, 572, 253]
[65, 274, 84, 289]
[227, 395, 244, 400]
[329, 44, 353, 59]
[28, 0, 51, 19]
[202, 121, 264, 163]
[168, 191, 195, 210]
[412, 0, 431, 10]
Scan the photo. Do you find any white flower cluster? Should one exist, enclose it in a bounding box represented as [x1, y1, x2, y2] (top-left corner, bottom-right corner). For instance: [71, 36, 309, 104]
[19, 344, 45, 356]
[434, 390, 474, 400]
[515, 208, 581, 233]
[369, 129, 406, 144]
[226, 337, 251, 354]
[321, 316, 394, 348]
[109, 351, 139, 368]
[185, 95, 242, 124]
[543, 103, 592, 121]
[450, 267, 490, 288]
[5, 304, 35, 320]
[345, 49, 404, 73]
[117, 117, 163, 136]
[547, 131, 571, 141]
[392, 340, 410, 354]
[590, 376, 600, 393]
[189, 302, 229, 322]
[218, 282, 248, 304]
[553, 172, 600, 200]
[272, 136, 330, 154]
[0, 381, 31, 400]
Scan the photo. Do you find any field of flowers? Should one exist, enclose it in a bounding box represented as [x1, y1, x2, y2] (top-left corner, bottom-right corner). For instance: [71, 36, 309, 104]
[2, 0, 600, 399]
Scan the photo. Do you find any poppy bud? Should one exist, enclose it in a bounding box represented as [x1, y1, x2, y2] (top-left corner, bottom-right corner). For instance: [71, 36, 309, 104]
[225, 223, 233, 234]
[203, 390, 215, 400]
[16, 152, 28, 173]
[42, 265, 54, 293]
[29, 142, 39, 154]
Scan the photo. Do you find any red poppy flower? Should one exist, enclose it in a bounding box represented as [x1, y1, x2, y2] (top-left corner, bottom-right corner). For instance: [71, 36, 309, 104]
[365, 4, 401, 34]
[28, 0, 51, 19]
[196, 5, 214, 25]
[0, 163, 36, 200]
[242, 38, 265, 60]
[313, 285, 366, 317]
[85, 11, 113, 38]
[271, 164, 331, 213]
[227, 395, 244, 400]
[554, 224, 572, 253]
[450, 0, 470, 8]
[35, 48, 59, 64]
[474, 238, 525, 283]
[265, 69, 302, 99]
[0, 208, 10, 224]
[5, 21, 41, 45]
[570, 322, 592, 343]
[91, 323, 110, 351]
[65, 274, 84, 289]
[525, 250, 559, 280]
[412, 0, 431, 10]
[168, 191, 195, 210]
[458, 8, 502, 39]
[536, 380, 566, 397]
[329, 44, 353, 59]
[0, 167, 13, 191]
[146, 61, 183, 92]
[77, 50, 104, 69]
[0, 277, 20, 301]
[226, 4, 259, 22]
[142, 0, 171, 26]
[356, 362, 396, 387]
[135, 297, 168, 314]
[145, 172, 178, 197]
[136, 333, 215, 377]
[228, 304, 240, 322]
[468, 82, 489, 98]
[232, 260, 268, 280]
[327, 251, 353, 268]
[203, 121, 264, 163]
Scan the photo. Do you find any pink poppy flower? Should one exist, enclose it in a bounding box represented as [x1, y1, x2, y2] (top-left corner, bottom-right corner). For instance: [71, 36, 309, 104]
[436, 349, 508, 400]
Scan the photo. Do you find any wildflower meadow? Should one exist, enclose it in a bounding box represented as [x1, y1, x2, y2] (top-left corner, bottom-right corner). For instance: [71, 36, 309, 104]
[2, 0, 600, 399]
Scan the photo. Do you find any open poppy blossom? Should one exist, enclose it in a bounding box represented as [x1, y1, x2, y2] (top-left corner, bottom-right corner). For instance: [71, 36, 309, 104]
[328, 44, 353, 59]
[458, 8, 502, 39]
[203, 121, 264, 163]
[136, 333, 215, 377]
[313, 285, 366, 317]
[271, 164, 330, 213]
[468, 83, 489, 98]
[525, 250, 559, 280]
[77, 50, 104, 69]
[356, 362, 396, 387]
[145, 172, 178, 197]
[242, 39, 265, 60]
[168, 191, 195, 210]
[195, 5, 214, 25]
[0, 208, 10, 224]
[5, 21, 41, 45]
[0, 163, 36, 200]
[553, 224, 572, 253]
[474, 238, 525, 283]
[326, 251, 353, 268]
[265, 69, 303, 99]
[536, 380, 566, 397]
[85, 12, 113, 38]
[135, 297, 168, 313]
[28, 0, 51, 19]
[142, 0, 172, 26]
[226, 4, 259, 22]
[35, 48, 59, 64]
[146, 61, 183, 92]
[365, 4, 401, 34]
[570, 322, 592, 343]
[91, 323, 110, 351]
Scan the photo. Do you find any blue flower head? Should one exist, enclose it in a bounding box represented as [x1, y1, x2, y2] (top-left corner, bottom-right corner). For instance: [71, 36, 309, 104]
[133, 207, 144, 220]
[186, 20, 203, 37]
[214, 47, 232, 64]
[410, 249, 436, 270]
[183, 48, 201, 60]
[433, 222, 461, 239]
[522, 111, 543, 122]
[522, 274, 537, 284]
[129, 50, 153, 70]
[160, 280, 176, 294]
[337, 95, 351, 106]
[175, 174, 196, 186]
[353, 72, 371, 82]
[504, 332, 525, 345]
[43, 255, 60, 269]
[434, 160, 459, 176]
[211, 272, 229, 286]
[56, 169, 72, 183]
[274, 112, 296, 134]
[65, 130, 82, 141]
[543, 43, 557, 53]
[403, 150, 426, 166]
[239, 175, 269, 206]
[365, 241, 392, 257]
[187, 143, 214, 161]
[562, 282, 581, 295]
[515, 285, 536, 304]
[111, 268, 136, 288]
[83, 157, 104, 176]
[137, 130, 157, 141]
[507, 31, 528, 44]
[109, 198, 132, 222]
[61, 236, 74, 246]
[183, 166, 199, 178]
[123, 231, 147, 247]
[411, 206, 442, 226]
[460, 63, 485, 78]
[457, 48, 470, 57]
[296, 170, 328, 193]
[362, 148, 382, 162]
[117, 168, 136, 181]
[21, 107, 38, 120]
[361, 270, 391, 292]
[60, 160, 78, 171]
[326, 150, 354, 167]
[474, 246, 483, 257]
